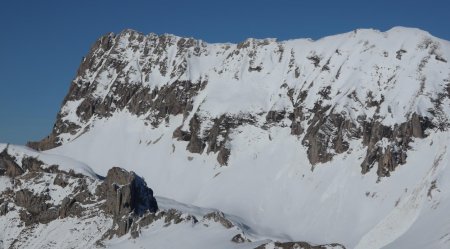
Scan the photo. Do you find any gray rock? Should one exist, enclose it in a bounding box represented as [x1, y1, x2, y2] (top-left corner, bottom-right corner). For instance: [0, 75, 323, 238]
[266, 110, 287, 123]
[203, 211, 233, 229]
[254, 241, 346, 249]
[0, 202, 8, 216]
[360, 113, 433, 176]
[53, 173, 69, 188]
[186, 114, 206, 154]
[231, 234, 249, 243]
[0, 149, 24, 178]
[97, 167, 158, 217]
[13, 189, 59, 225]
[59, 197, 77, 218]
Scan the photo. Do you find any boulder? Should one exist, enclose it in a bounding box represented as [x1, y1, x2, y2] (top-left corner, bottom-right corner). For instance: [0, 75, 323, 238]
[97, 167, 158, 217]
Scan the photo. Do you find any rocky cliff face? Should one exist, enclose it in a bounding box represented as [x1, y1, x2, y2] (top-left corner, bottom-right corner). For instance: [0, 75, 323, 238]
[29, 27, 450, 177]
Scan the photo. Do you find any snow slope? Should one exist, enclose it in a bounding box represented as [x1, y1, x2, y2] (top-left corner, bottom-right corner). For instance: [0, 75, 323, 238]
[1, 144, 299, 249]
[45, 110, 450, 248]
[0, 143, 98, 178]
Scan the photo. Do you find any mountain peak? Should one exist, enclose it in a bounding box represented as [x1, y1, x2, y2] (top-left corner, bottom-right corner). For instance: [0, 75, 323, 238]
[19, 27, 450, 248]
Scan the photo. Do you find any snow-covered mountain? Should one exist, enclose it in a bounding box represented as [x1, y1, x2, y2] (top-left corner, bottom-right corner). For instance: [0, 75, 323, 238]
[2, 27, 450, 248]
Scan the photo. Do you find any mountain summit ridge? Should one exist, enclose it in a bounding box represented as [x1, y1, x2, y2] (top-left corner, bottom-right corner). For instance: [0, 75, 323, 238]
[97, 26, 440, 45]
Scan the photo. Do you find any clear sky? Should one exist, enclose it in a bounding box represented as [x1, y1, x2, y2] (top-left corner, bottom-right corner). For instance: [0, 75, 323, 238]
[1, 0, 449, 145]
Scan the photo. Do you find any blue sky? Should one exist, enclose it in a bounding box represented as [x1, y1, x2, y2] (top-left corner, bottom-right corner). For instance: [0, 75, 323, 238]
[1, 0, 449, 145]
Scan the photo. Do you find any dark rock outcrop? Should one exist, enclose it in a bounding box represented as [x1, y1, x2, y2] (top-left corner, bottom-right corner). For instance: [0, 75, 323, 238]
[97, 167, 158, 217]
[302, 108, 354, 165]
[254, 241, 345, 249]
[96, 167, 158, 238]
[231, 234, 250, 243]
[15, 189, 60, 225]
[203, 211, 234, 229]
[0, 202, 9, 216]
[173, 114, 256, 166]
[0, 148, 24, 177]
[359, 113, 433, 176]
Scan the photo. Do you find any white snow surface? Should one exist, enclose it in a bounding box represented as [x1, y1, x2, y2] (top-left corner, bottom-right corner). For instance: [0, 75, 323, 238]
[105, 196, 270, 249]
[0, 143, 98, 178]
[45, 110, 450, 249]
[0, 211, 112, 249]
